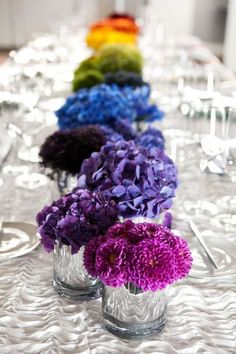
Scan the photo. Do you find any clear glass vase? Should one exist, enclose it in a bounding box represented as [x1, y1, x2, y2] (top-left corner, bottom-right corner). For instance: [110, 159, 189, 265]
[53, 244, 102, 301]
[56, 171, 77, 196]
[102, 285, 168, 339]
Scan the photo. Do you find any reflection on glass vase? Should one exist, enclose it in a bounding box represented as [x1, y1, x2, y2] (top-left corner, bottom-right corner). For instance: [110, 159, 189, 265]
[56, 171, 77, 196]
[54, 244, 102, 301]
[102, 285, 168, 339]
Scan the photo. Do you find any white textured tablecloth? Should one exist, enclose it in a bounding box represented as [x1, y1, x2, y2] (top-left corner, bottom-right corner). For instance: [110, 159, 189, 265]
[0, 31, 236, 354]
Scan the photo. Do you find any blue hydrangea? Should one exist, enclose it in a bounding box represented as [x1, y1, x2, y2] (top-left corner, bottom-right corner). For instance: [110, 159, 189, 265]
[56, 84, 164, 130]
[122, 85, 164, 122]
[56, 84, 135, 130]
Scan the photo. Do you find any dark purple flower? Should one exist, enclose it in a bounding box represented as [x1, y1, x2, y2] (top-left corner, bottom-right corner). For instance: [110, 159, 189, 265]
[36, 189, 118, 254]
[39, 126, 106, 175]
[78, 140, 178, 219]
[83, 235, 106, 277]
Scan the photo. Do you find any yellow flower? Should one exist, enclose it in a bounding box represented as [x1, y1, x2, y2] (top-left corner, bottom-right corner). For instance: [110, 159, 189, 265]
[86, 28, 137, 50]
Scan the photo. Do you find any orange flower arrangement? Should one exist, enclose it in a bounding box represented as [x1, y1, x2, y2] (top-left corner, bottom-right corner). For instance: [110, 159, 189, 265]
[91, 18, 139, 35]
[86, 15, 140, 50]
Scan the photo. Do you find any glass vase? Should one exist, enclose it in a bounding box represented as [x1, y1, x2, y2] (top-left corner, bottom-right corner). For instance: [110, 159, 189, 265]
[56, 171, 77, 196]
[53, 244, 102, 301]
[102, 285, 168, 339]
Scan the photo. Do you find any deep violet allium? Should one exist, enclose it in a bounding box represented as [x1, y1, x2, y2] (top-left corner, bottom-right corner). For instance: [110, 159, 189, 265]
[78, 140, 177, 219]
[83, 220, 193, 291]
[36, 189, 118, 254]
[39, 126, 107, 175]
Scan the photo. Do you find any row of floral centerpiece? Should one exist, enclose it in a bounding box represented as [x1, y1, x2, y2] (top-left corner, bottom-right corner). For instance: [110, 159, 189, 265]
[36, 13, 192, 339]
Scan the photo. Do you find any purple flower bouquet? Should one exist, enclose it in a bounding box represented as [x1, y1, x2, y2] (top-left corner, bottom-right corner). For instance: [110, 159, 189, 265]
[84, 220, 192, 338]
[39, 126, 107, 195]
[84, 220, 192, 290]
[78, 140, 177, 219]
[36, 189, 118, 301]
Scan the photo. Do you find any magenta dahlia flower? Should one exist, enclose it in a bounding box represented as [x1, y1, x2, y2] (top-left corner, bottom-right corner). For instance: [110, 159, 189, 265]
[95, 238, 130, 287]
[83, 220, 192, 291]
[130, 238, 178, 291]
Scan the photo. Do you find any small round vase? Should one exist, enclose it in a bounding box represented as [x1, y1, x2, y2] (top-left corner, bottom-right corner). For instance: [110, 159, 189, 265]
[53, 244, 102, 301]
[102, 285, 168, 339]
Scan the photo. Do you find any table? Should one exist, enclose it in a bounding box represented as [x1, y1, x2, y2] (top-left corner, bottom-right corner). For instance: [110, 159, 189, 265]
[0, 25, 236, 354]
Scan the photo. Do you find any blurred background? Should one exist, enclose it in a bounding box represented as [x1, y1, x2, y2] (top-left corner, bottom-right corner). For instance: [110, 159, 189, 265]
[0, 0, 235, 71]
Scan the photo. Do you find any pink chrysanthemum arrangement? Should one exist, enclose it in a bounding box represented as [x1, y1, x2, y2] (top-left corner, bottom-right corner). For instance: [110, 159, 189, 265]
[84, 220, 192, 291]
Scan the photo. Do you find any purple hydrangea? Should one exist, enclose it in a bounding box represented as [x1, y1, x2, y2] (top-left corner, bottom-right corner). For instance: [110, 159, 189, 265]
[78, 140, 177, 219]
[83, 220, 193, 291]
[135, 127, 165, 150]
[162, 212, 173, 229]
[100, 125, 124, 143]
[100, 119, 137, 143]
[36, 189, 118, 254]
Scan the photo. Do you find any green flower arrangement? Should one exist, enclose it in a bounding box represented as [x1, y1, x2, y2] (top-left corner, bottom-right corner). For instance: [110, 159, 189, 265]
[72, 69, 104, 91]
[74, 57, 99, 76]
[72, 44, 143, 91]
[96, 44, 143, 74]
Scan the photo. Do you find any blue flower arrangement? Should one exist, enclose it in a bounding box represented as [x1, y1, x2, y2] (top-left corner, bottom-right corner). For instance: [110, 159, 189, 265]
[56, 84, 135, 130]
[122, 85, 164, 123]
[56, 84, 164, 131]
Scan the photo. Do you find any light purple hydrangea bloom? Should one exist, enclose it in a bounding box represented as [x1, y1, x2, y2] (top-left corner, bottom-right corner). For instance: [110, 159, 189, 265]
[135, 127, 165, 150]
[36, 189, 118, 254]
[78, 140, 177, 219]
[83, 220, 193, 291]
[100, 119, 137, 143]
